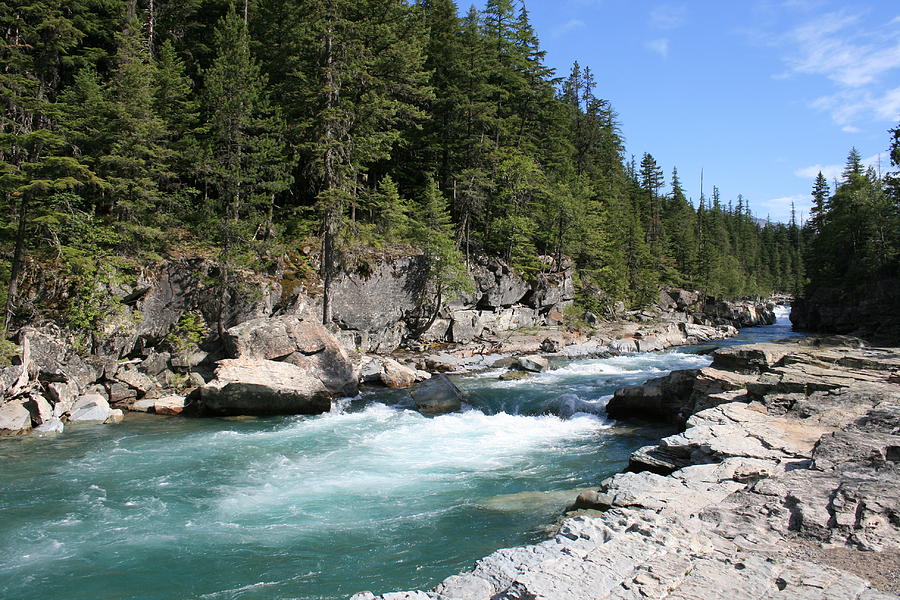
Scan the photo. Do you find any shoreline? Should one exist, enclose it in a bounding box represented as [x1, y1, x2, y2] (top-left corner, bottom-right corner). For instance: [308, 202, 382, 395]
[354, 335, 900, 600]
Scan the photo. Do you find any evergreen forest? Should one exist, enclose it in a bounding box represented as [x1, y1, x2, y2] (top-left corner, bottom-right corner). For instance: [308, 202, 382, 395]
[2, 0, 896, 334]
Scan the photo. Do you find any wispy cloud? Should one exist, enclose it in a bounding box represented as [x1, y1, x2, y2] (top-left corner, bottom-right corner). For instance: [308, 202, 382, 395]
[773, 10, 900, 129]
[795, 152, 886, 182]
[552, 19, 586, 39]
[782, 11, 900, 87]
[645, 38, 670, 59]
[649, 4, 687, 30]
[810, 86, 900, 128]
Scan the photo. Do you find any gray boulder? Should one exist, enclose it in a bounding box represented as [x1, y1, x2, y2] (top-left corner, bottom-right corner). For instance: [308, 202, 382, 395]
[35, 418, 64, 434]
[517, 355, 549, 373]
[380, 358, 417, 389]
[198, 359, 336, 416]
[223, 315, 358, 398]
[450, 310, 484, 343]
[0, 400, 32, 435]
[114, 367, 158, 393]
[68, 393, 113, 422]
[23, 393, 53, 424]
[410, 375, 464, 414]
[224, 315, 328, 360]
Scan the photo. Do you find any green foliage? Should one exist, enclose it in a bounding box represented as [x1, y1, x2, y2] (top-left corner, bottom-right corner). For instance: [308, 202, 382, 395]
[0, 0, 822, 336]
[803, 136, 900, 297]
[0, 339, 20, 367]
[412, 177, 473, 303]
[165, 310, 209, 353]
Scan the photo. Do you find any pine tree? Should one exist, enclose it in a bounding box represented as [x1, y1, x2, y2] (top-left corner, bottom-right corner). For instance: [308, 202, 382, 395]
[0, 0, 98, 329]
[101, 17, 170, 224]
[809, 171, 829, 235]
[201, 4, 291, 332]
[407, 176, 471, 335]
[662, 167, 697, 284]
[153, 40, 200, 198]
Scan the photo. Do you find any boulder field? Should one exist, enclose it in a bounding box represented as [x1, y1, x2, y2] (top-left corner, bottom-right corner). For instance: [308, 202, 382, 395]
[355, 338, 900, 599]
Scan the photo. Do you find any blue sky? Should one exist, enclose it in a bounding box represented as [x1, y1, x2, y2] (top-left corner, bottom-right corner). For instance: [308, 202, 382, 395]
[476, 0, 900, 222]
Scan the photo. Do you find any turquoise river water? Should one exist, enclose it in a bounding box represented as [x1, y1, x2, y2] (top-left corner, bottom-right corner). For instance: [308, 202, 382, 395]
[0, 307, 799, 600]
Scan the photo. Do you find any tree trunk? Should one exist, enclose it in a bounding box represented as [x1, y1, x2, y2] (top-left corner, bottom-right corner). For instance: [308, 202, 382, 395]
[4, 194, 28, 335]
[321, 15, 339, 325]
[147, 0, 155, 55]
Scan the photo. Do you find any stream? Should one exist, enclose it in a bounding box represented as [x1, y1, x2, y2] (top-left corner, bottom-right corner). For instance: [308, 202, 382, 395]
[0, 306, 798, 600]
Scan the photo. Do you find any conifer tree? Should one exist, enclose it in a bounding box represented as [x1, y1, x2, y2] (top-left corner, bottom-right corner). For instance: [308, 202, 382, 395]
[101, 17, 170, 223]
[0, 0, 98, 329]
[408, 177, 471, 336]
[201, 4, 291, 332]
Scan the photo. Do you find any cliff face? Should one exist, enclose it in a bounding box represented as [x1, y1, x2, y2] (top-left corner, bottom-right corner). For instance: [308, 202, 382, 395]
[790, 278, 900, 345]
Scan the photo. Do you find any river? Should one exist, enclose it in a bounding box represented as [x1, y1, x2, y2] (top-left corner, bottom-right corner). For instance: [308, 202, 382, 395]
[0, 306, 798, 600]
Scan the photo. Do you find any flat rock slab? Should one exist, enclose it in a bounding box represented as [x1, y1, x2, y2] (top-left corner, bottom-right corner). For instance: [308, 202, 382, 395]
[360, 341, 900, 600]
[199, 359, 333, 416]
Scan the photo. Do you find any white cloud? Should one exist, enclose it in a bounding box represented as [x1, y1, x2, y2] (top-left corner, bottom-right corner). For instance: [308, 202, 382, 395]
[649, 5, 686, 30]
[795, 152, 886, 182]
[842, 125, 861, 133]
[645, 38, 670, 59]
[774, 10, 900, 129]
[552, 19, 586, 39]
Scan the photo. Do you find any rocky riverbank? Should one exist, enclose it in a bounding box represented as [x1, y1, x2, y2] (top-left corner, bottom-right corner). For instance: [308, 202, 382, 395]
[355, 337, 900, 599]
[0, 249, 776, 436]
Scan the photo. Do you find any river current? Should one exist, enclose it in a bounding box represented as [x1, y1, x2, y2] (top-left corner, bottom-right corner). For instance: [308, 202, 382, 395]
[0, 307, 798, 600]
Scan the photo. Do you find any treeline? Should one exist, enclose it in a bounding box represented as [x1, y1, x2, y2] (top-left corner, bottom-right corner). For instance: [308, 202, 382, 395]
[803, 136, 900, 295]
[2, 0, 802, 333]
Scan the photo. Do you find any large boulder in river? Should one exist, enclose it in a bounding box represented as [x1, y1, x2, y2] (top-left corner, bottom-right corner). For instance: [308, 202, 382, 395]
[517, 355, 549, 373]
[410, 375, 464, 414]
[199, 359, 336, 416]
[222, 315, 358, 398]
[605, 369, 700, 423]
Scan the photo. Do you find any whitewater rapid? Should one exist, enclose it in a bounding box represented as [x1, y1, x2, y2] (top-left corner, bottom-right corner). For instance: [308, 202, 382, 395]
[0, 350, 728, 600]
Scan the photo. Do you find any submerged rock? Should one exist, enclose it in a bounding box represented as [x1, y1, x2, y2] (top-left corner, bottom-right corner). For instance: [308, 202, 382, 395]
[543, 393, 606, 419]
[409, 375, 464, 414]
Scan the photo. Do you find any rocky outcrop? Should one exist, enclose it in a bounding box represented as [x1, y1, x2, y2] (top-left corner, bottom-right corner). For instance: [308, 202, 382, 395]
[332, 255, 576, 352]
[361, 340, 900, 600]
